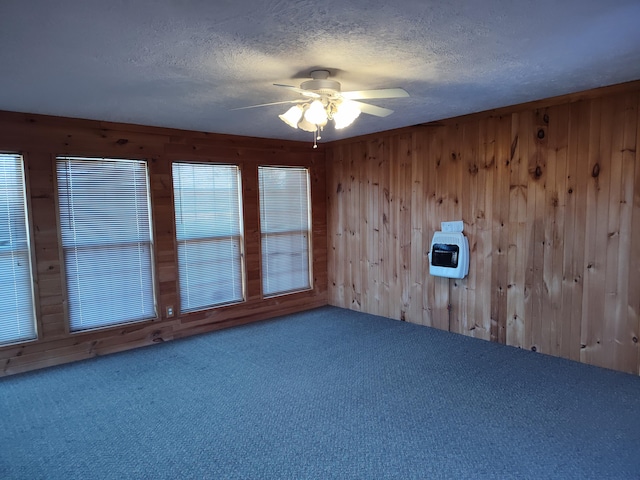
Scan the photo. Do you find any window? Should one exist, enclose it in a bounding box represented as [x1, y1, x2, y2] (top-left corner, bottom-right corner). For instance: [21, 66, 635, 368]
[0, 154, 36, 344]
[172, 162, 244, 312]
[258, 166, 311, 296]
[56, 157, 156, 331]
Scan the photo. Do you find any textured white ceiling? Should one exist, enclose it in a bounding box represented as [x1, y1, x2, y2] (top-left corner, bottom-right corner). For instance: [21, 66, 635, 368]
[1, 0, 640, 143]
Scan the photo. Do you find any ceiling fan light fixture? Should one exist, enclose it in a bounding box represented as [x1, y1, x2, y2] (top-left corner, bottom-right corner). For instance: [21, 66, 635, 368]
[333, 100, 361, 129]
[279, 105, 303, 128]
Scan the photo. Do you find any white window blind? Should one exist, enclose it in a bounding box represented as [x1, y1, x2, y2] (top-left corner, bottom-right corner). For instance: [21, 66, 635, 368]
[258, 166, 311, 296]
[56, 157, 156, 331]
[172, 162, 244, 312]
[0, 154, 36, 344]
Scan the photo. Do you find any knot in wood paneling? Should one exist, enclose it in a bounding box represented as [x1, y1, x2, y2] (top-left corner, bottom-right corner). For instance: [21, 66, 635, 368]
[528, 164, 543, 180]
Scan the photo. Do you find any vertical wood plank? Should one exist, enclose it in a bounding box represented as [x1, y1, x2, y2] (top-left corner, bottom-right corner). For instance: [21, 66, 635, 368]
[607, 92, 638, 372]
[361, 141, 372, 313]
[528, 109, 547, 353]
[491, 115, 511, 344]
[581, 97, 610, 367]
[327, 146, 345, 307]
[602, 95, 625, 369]
[568, 100, 590, 361]
[461, 121, 479, 337]
[368, 139, 382, 315]
[541, 108, 556, 356]
[379, 137, 391, 319]
[356, 141, 367, 313]
[388, 135, 400, 319]
[632, 93, 640, 375]
[507, 112, 529, 349]
[543, 105, 568, 357]
[560, 102, 579, 360]
[409, 132, 425, 324]
[343, 145, 354, 310]
[476, 116, 495, 341]
[398, 133, 413, 321]
[350, 142, 363, 311]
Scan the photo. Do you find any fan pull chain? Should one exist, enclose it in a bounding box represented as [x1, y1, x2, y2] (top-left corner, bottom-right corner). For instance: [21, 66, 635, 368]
[312, 125, 325, 148]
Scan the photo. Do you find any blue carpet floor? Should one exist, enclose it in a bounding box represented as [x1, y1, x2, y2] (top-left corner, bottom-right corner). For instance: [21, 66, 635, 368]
[1, 306, 639, 479]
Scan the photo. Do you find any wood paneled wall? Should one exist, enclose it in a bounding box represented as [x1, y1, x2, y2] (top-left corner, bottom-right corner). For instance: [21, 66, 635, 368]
[326, 82, 640, 375]
[0, 111, 327, 376]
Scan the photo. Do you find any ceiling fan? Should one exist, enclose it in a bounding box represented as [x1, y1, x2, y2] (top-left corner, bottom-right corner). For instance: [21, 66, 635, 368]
[235, 69, 409, 147]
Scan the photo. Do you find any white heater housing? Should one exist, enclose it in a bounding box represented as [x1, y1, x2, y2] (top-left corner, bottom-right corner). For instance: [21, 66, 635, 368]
[429, 221, 469, 279]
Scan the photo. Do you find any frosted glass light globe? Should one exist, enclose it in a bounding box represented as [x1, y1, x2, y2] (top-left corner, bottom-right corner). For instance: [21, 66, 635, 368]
[304, 100, 328, 126]
[333, 100, 361, 129]
[278, 105, 303, 128]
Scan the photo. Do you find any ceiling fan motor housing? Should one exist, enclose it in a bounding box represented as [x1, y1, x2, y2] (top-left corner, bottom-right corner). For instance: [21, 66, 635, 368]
[301, 69, 341, 96]
[300, 79, 341, 95]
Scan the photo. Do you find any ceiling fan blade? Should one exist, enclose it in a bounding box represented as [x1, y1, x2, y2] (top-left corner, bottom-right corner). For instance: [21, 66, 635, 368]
[231, 99, 305, 110]
[273, 84, 321, 98]
[342, 88, 409, 100]
[352, 101, 394, 117]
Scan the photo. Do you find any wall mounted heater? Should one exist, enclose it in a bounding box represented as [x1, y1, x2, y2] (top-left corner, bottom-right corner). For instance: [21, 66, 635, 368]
[429, 221, 469, 279]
